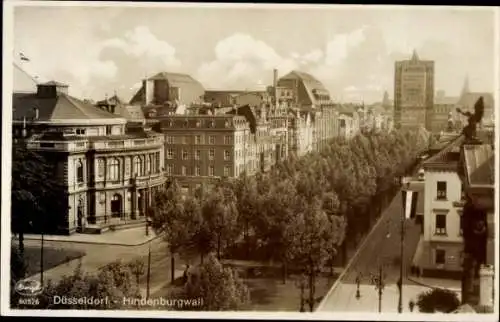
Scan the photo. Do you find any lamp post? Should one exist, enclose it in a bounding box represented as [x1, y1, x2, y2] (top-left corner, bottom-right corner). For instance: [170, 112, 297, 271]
[354, 268, 386, 313]
[145, 172, 152, 236]
[146, 241, 151, 300]
[398, 175, 410, 314]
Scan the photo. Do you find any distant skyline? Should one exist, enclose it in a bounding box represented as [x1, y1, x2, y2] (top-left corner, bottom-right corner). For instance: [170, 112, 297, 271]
[11, 3, 497, 103]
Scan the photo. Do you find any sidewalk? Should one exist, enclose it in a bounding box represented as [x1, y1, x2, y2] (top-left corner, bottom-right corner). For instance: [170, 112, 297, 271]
[407, 276, 461, 293]
[317, 282, 432, 313]
[21, 226, 163, 246]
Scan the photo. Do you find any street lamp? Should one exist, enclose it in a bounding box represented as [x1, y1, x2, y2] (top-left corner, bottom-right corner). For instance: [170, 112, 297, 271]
[397, 175, 411, 313]
[353, 267, 386, 313]
[355, 274, 362, 300]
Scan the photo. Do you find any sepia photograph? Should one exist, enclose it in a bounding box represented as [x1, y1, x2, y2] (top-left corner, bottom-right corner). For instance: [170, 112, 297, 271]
[1, 1, 498, 320]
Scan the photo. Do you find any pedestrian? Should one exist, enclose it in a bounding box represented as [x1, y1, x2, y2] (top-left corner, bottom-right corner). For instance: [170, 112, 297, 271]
[409, 299, 415, 312]
[182, 264, 190, 284]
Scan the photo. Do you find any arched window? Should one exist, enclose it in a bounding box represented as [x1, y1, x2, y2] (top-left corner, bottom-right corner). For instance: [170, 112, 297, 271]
[108, 158, 120, 181]
[134, 156, 141, 176]
[97, 158, 105, 178]
[76, 160, 84, 183]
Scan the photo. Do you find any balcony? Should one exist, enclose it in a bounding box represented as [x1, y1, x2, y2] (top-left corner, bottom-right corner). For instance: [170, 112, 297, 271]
[27, 140, 89, 152]
[90, 137, 163, 151]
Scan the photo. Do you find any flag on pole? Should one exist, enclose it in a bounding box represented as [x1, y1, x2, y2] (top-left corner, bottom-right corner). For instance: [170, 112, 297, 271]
[402, 190, 419, 219]
[20, 52, 30, 62]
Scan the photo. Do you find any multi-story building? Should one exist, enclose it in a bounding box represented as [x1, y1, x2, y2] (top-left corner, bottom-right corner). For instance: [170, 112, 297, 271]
[204, 90, 269, 108]
[131, 72, 205, 117]
[154, 113, 259, 195]
[12, 73, 166, 235]
[459, 140, 495, 309]
[336, 104, 360, 139]
[394, 50, 435, 130]
[432, 91, 459, 133]
[413, 136, 465, 278]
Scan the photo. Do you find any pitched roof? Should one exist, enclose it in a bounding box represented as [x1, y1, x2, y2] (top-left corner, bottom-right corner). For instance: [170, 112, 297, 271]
[13, 92, 125, 124]
[423, 135, 464, 170]
[147, 72, 204, 92]
[462, 143, 494, 187]
[279, 70, 330, 106]
[13, 63, 38, 93]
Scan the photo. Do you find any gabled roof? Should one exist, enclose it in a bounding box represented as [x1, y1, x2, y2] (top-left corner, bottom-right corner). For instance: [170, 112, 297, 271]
[13, 92, 125, 125]
[226, 104, 256, 133]
[462, 143, 494, 187]
[13, 62, 38, 93]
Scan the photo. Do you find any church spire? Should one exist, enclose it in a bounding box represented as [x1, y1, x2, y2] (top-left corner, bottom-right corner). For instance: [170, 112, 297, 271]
[411, 49, 419, 61]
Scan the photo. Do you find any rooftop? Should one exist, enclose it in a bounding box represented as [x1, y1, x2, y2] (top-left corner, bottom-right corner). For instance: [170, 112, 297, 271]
[463, 143, 494, 187]
[13, 92, 125, 125]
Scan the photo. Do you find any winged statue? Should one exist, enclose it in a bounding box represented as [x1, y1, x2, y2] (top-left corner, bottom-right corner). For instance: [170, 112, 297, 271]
[456, 96, 484, 140]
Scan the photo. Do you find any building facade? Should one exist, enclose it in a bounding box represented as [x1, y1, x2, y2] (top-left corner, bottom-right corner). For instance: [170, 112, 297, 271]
[12, 73, 166, 235]
[459, 141, 495, 309]
[416, 136, 464, 278]
[394, 50, 435, 131]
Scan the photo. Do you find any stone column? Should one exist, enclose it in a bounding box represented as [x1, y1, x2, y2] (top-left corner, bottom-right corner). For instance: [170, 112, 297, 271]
[479, 264, 494, 307]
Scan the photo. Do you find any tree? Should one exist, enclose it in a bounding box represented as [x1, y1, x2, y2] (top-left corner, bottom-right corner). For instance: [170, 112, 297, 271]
[183, 253, 250, 311]
[201, 187, 239, 260]
[35, 261, 140, 309]
[11, 143, 67, 255]
[150, 181, 193, 282]
[287, 198, 337, 311]
[416, 288, 460, 313]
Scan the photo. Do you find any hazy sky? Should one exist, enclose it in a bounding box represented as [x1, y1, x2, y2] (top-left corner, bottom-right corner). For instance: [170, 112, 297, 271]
[11, 4, 497, 103]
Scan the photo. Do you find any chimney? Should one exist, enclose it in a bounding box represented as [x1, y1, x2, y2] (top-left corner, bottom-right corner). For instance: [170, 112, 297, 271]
[479, 264, 494, 307]
[273, 69, 278, 109]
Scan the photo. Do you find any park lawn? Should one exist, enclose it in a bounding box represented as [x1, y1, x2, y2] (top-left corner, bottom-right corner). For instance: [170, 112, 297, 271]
[17, 245, 86, 277]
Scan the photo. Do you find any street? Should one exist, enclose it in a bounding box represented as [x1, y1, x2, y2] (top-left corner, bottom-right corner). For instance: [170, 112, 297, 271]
[317, 184, 424, 312]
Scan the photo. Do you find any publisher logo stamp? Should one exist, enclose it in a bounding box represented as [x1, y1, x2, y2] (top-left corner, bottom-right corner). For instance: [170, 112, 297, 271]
[15, 279, 43, 297]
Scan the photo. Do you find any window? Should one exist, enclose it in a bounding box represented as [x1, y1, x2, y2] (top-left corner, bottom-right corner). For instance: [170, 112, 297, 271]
[97, 159, 105, 177]
[182, 150, 189, 160]
[76, 160, 84, 183]
[166, 135, 173, 144]
[146, 155, 151, 174]
[436, 181, 447, 200]
[224, 150, 230, 161]
[166, 164, 173, 175]
[182, 136, 188, 144]
[155, 152, 160, 172]
[224, 166, 230, 177]
[435, 214, 447, 235]
[195, 150, 201, 160]
[76, 128, 86, 135]
[167, 148, 174, 160]
[195, 166, 201, 176]
[134, 156, 141, 176]
[106, 126, 112, 135]
[108, 158, 120, 181]
[181, 166, 187, 176]
[224, 136, 231, 144]
[435, 249, 446, 265]
[209, 149, 215, 160]
[209, 136, 215, 144]
[208, 166, 214, 177]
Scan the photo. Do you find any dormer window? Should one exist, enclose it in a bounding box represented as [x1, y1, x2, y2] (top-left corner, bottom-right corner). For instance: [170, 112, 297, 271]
[76, 128, 86, 135]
